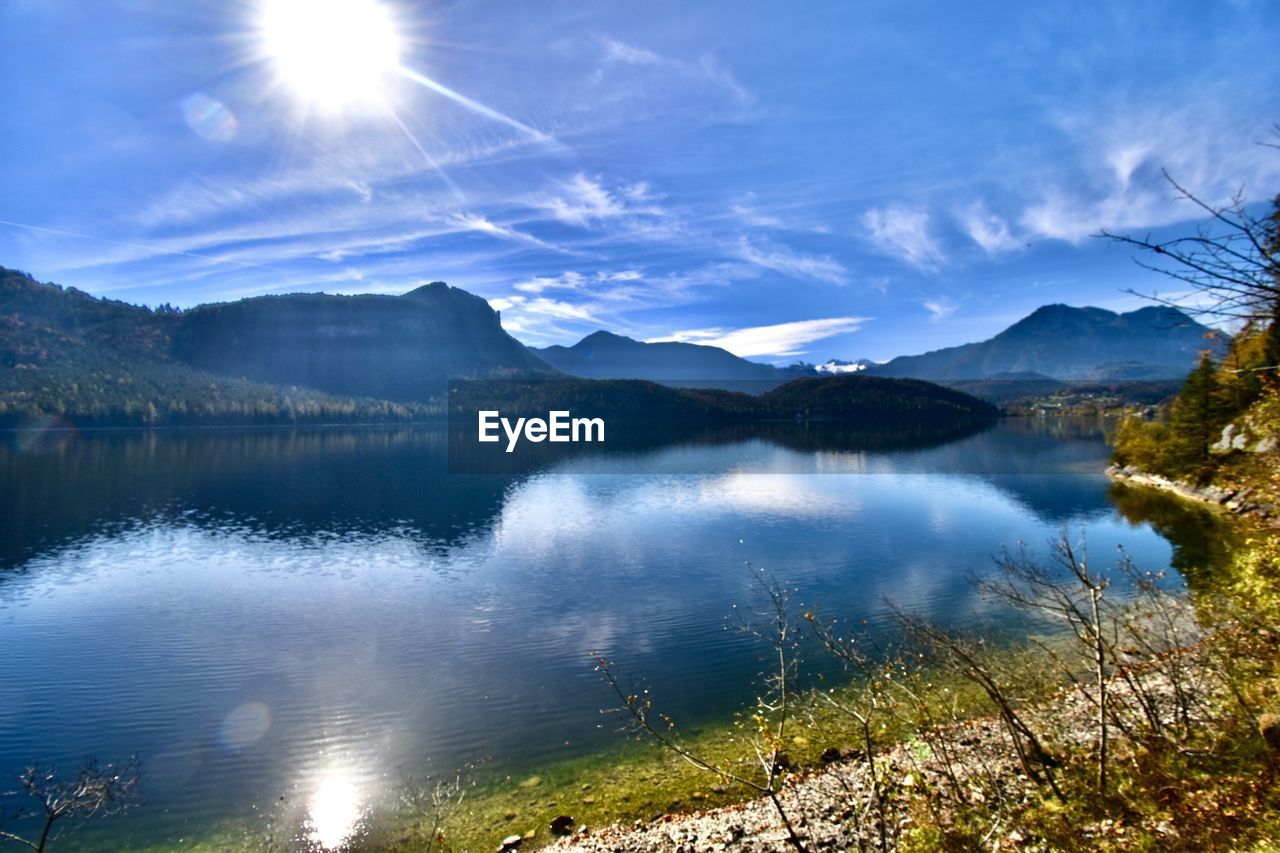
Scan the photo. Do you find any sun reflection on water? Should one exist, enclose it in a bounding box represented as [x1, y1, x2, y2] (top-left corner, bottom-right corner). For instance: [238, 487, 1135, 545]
[305, 770, 366, 850]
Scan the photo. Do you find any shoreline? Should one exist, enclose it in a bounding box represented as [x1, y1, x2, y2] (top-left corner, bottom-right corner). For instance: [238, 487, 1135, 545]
[1106, 464, 1278, 527]
[550, 655, 1209, 852]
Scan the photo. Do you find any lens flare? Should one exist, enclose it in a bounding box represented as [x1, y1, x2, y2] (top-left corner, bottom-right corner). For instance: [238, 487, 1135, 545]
[257, 0, 401, 111]
[219, 701, 271, 749]
[181, 93, 238, 143]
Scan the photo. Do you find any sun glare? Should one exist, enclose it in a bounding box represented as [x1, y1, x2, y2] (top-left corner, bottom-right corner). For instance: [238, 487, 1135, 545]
[307, 772, 365, 850]
[258, 0, 402, 111]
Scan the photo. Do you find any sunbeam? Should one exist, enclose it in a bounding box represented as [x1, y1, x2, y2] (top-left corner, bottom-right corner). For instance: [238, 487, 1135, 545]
[397, 66, 556, 145]
[381, 104, 467, 203]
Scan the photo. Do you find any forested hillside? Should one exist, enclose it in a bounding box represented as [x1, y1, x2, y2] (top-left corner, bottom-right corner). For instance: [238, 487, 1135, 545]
[0, 269, 438, 426]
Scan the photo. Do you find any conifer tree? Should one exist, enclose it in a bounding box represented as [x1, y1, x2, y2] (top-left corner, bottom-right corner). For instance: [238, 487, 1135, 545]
[1165, 352, 1223, 476]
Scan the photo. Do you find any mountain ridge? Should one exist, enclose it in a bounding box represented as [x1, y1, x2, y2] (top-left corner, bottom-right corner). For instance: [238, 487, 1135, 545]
[533, 330, 783, 383]
[869, 303, 1225, 381]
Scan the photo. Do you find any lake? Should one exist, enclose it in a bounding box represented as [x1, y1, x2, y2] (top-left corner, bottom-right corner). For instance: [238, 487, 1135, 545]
[0, 417, 1205, 849]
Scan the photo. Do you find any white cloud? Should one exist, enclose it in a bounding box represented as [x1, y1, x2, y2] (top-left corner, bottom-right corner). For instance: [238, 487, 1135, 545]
[1019, 104, 1280, 243]
[513, 272, 583, 293]
[649, 316, 870, 358]
[529, 174, 666, 229]
[731, 203, 785, 229]
[959, 202, 1021, 254]
[923, 297, 957, 322]
[861, 204, 942, 269]
[448, 212, 571, 253]
[599, 269, 643, 282]
[512, 269, 644, 294]
[547, 174, 625, 225]
[735, 237, 847, 285]
[521, 297, 597, 322]
[600, 38, 665, 67]
[489, 295, 525, 312]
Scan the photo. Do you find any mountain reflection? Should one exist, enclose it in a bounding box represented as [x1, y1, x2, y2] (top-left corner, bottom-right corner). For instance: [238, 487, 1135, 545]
[1, 417, 1128, 572]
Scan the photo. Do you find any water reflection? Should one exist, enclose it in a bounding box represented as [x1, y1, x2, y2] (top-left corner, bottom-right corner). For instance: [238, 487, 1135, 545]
[0, 417, 1209, 849]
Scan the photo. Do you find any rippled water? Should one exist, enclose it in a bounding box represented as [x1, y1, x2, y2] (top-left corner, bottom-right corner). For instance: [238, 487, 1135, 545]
[0, 419, 1195, 848]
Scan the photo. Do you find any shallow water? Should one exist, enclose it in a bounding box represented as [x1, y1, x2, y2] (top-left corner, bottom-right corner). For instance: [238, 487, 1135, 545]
[0, 418, 1192, 849]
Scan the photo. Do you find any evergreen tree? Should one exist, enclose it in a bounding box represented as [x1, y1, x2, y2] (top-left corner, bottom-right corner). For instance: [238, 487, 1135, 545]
[1165, 352, 1223, 476]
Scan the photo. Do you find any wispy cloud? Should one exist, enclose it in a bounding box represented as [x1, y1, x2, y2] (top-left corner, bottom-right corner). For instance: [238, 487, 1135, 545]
[512, 269, 643, 293]
[527, 174, 667, 231]
[958, 202, 1021, 254]
[923, 296, 957, 322]
[650, 316, 869, 358]
[1019, 104, 1280, 243]
[597, 36, 753, 107]
[448, 212, 574, 254]
[861, 204, 942, 269]
[735, 237, 847, 284]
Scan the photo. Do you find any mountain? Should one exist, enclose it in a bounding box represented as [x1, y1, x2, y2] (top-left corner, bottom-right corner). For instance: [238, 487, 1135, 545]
[0, 268, 555, 426]
[173, 282, 557, 401]
[870, 304, 1227, 381]
[815, 358, 874, 374]
[533, 330, 783, 384]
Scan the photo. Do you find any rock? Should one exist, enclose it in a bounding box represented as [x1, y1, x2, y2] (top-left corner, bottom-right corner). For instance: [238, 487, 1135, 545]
[522, 829, 536, 840]
[710, 784, 727, 794]
[819, 746, 843, 763]
[550, 815, 576, 836]
[519, 776, 542, 789]
[772, 751, 792, 772]
[498, 834, 523, 851]
[1260, 713, 1280, 754]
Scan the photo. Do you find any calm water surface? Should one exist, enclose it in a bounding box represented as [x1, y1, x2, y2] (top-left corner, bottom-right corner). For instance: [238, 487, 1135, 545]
[0, 418, 1204, 848]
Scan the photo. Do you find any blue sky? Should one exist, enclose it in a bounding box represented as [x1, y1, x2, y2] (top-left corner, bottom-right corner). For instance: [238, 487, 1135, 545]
[1, 1, 1278, 363]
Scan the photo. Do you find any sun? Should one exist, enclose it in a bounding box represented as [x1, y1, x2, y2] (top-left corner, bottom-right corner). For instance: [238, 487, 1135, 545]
[257, 0, 402, 112]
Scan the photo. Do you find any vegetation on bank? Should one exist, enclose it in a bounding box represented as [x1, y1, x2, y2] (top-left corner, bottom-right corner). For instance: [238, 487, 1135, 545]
[1112, 326, 1279, 494]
